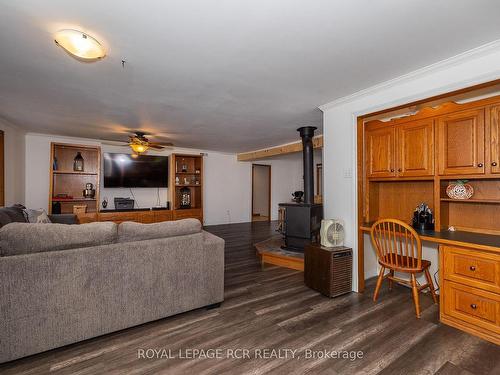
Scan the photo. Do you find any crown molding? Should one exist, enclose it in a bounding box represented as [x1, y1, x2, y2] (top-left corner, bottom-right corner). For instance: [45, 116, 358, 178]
[319, 39, 500, 111]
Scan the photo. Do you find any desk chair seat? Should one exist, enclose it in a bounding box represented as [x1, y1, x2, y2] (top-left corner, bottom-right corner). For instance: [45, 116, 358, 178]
[371, 219, 438, 318]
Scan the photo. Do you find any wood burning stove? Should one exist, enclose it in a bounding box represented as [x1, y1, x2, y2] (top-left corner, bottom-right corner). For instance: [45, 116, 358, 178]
[279, 126, 323, 252]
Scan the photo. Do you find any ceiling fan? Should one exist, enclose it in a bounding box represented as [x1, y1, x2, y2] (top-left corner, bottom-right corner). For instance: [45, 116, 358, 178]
[103, 132, 174, 155]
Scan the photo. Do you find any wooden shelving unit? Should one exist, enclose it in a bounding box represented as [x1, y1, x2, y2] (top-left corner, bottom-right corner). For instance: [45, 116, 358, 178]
[49, 143, 101, 214]
[168, 153, 204, 222]
[357, 90, 500, 345]
[361, 97, 500, 235]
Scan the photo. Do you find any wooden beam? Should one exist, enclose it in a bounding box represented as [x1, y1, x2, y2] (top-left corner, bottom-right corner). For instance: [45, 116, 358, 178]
[237, 135, 323, 161]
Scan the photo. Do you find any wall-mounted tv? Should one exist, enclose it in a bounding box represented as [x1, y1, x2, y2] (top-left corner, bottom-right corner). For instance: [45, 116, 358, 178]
[103, 153, 168, 188]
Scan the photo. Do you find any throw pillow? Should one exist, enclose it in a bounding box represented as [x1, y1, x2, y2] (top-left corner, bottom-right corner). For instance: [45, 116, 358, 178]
[23, 209, 52, 224]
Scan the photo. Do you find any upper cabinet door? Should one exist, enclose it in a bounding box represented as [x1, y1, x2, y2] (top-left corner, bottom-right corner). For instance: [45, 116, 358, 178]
[366, 125, 396, 178]
[397, 119, 434, 177]
[437, 109, 485, 175]
[490, 106, 500, 174]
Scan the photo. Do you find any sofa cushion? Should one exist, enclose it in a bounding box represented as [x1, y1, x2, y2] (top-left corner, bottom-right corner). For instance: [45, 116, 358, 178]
[0, 222, 118, 256]
[0, 204, 27, 227]
[23, 208, 52, 224]
[118, 218, 202, 243]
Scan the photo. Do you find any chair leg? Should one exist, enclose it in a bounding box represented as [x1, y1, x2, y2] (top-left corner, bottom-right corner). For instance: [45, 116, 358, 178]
[424, 268, 438, 304]
[388, 270, 394, 291]
[373, 266, 385, 302]
[410, 274, 421, 318]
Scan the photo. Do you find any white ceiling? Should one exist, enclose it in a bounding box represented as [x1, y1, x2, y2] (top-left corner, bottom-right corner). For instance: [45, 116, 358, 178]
[1, 1, 500, 153]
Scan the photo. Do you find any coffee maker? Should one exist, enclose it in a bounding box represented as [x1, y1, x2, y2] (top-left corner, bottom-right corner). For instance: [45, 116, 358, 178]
[83, 183, 96, 199]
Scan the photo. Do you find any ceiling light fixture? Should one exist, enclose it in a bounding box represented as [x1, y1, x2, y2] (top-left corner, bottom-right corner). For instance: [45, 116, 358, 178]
[54, 29, 106, 61]
[129, 142, 149, 155]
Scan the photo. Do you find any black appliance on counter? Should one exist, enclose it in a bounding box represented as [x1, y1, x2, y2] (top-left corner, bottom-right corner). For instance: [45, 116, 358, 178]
[114, 197, 135, 210]
[279, 126, 323, 252]
[412, 202, 435, 231]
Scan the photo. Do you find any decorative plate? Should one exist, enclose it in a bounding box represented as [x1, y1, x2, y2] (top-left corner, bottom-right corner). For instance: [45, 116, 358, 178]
[446, 181, 473, 200]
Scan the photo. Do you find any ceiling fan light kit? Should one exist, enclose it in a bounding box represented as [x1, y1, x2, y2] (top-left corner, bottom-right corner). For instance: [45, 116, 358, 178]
[129, 141, 149, 154]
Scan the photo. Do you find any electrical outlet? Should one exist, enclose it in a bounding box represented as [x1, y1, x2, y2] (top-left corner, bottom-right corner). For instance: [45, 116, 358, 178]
[343, 168, 353, 178]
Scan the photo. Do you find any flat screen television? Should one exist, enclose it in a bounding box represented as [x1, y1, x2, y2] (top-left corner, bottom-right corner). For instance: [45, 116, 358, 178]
[103, 153, 169, 188]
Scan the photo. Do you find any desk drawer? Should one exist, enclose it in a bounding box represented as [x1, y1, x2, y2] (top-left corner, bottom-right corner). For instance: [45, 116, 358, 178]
[442, 281, 500, 336]
[443, 245, 500, 294]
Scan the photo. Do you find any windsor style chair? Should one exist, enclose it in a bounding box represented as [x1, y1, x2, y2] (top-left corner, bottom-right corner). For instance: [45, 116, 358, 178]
[370, 219, 438, 318]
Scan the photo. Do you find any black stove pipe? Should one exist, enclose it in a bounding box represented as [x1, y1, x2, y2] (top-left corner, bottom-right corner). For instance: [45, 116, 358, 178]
[297, 126, 317, 205]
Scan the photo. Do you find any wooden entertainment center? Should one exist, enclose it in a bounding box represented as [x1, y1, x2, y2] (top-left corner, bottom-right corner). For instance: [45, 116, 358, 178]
[49, 144, 203, 224]
[358, 91, 500, 344]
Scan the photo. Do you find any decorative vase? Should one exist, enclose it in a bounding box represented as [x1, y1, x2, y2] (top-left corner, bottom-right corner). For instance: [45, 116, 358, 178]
[446, 180, 474, 200]
[73, 152, 84, 172]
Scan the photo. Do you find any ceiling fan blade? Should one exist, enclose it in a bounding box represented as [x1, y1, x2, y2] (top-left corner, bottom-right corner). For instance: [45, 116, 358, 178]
[101, 140, 129, 146]
[149, 141, 174, 147]
[149, 144, 165, 150]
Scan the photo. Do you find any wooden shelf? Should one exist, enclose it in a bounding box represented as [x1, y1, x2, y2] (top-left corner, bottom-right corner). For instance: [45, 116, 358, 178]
[440, 198, 500, 204]
[53, 171, 98, 176]
[49, 142, 101, 215]
[169, 153, 204, 221]
[52, 198, 97, 202]
[368, 176, 435, 182]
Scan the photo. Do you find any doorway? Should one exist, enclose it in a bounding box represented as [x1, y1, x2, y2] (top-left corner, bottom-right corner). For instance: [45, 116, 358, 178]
[252, 164, 271, 222]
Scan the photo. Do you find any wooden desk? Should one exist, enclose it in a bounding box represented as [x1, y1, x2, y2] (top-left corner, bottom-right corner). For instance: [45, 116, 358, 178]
[360, 223, 500, 254]
[361, 223, 500, 345]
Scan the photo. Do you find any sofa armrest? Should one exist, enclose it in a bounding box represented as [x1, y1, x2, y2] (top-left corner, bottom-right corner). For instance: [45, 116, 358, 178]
[203, 230, 225, 250]
[202, 230, 225, 303]
[48, 214, 78, 225]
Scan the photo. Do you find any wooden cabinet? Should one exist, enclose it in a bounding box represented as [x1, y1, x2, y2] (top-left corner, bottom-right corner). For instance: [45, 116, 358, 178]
[154, 210, 173, 222]
[76, 213, 98, 223]
[366, 125, 396, 178]
[440, 245, 500, 345]
[437, 109, 485, 175]
[95, 210, 174, 224]
[98, 211, 138, 224]
[49, 143, 101, 214]
[397, 119, 434, 177]
[366, 119, 434, 178]
[169, 153, 204, 223]
[490, 105, 500, 174]
[173, 208, 202, 222]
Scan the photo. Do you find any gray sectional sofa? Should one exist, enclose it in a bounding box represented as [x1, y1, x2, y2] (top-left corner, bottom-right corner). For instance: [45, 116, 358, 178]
[0, 214, 225, 363]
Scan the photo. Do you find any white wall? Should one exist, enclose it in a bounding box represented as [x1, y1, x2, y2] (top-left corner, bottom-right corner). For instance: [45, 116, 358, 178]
[24, 133, 307, 225]
[321, 40, 500, 292]
[0, 119, 25, 206]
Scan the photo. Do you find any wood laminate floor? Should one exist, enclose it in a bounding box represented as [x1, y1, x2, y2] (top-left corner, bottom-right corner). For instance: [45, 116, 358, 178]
[1, 221, 499, 375]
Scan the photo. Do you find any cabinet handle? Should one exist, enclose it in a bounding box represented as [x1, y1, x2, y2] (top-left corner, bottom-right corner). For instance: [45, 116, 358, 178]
[492, 162, 498, 167]
[390, 169, 395, 172]
[469, 265, 476, 271]
[398, 168, 402, 172]
[477, 163, 483, 167]
[470, 303, 477, 310]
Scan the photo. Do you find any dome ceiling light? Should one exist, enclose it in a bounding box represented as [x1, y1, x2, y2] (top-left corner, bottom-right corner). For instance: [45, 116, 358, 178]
[54, 29, 106, 61]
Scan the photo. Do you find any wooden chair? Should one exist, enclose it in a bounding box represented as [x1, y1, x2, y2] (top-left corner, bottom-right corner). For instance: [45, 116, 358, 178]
[370, 219, 437, 318]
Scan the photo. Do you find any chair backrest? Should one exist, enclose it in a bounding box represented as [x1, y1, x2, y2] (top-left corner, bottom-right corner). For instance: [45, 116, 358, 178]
[370, 219, 422, 271]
